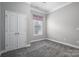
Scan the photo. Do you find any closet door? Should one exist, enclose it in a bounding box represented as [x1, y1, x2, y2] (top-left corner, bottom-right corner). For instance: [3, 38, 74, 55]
[5, 11, 18, 51]
[5, 10, 27, 51]
[18, 14, 27, 48]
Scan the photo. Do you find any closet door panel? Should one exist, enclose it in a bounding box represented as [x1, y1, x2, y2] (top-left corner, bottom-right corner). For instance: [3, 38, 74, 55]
[5, 11, 18, 50]
[18, 14, 27, 48]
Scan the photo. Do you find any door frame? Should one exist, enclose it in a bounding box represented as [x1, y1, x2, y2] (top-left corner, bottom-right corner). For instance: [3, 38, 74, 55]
[5, 10, 28, 51]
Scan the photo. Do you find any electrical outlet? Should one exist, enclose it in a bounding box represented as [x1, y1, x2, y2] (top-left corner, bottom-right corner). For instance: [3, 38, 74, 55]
[76, 28, 79, 30]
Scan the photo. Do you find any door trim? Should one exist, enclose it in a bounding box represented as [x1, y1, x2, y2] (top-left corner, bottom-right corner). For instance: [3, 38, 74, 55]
[5, 10, 28, 52]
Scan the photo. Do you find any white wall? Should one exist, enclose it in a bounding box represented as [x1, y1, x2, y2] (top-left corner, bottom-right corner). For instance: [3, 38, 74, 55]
[0, 2, 2, 52]
[47, 2, 79, 47]
[0, 2, 47, 51]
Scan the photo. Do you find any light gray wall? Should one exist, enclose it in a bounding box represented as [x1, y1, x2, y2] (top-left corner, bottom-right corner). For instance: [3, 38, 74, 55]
[0, 2, 2, 52]
[1, 2, 32, 50]
[47, 2, 79, 47]
[0, 2, 46, 51]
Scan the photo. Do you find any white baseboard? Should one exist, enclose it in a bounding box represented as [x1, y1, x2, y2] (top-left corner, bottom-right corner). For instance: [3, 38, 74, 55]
[0, 38, 47, 56]
[0, 44, 31, 56]
[48, 39, 79, 49]
[26, 44, 31, 47]
[0, 38, 46, 56]
[30, 38, 46, 43]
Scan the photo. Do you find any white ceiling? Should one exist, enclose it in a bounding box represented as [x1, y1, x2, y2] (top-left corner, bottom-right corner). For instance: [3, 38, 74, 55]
[30, 2, 72, 14]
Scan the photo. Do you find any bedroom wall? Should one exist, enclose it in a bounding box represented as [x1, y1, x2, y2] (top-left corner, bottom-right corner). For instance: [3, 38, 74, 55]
[47, 2, 79, 47]
[0, 2, 2, 52]
[0, 2, 47, 51]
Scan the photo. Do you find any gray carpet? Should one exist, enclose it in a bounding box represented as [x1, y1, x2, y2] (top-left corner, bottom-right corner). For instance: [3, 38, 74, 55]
[1, 39, 79, 57]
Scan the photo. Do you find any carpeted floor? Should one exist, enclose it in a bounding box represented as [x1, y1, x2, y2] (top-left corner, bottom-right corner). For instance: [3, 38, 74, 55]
[1, 39, 79, 57]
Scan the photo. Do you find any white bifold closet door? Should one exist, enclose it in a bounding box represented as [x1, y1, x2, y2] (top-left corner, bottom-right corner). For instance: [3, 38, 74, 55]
[5, 10, 27, 51]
